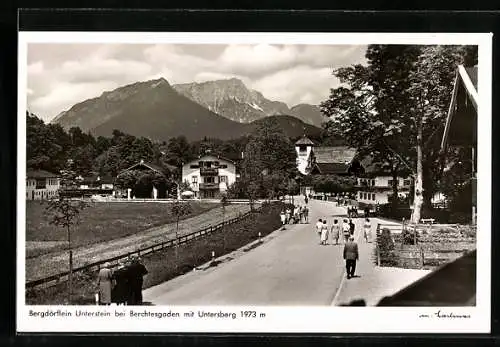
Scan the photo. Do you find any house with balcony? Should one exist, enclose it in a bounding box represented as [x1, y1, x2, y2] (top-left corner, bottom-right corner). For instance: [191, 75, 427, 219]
[26, 170, 60, 200]
[355, 158, 412, 205]
[182, 154, 237, 199]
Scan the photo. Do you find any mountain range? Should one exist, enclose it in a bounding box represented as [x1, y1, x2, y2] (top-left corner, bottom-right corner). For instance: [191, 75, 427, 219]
[51, 78, 322, 142]
[172, 78, 325, 127]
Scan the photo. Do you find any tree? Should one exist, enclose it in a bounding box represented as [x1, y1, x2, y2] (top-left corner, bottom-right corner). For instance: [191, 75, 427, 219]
[241, 118, 297, 202]
[170, 200, 193, 271]
[44, 159, 87, 304]
[405, 45, 474, 222]
[321, 44, 476, 223]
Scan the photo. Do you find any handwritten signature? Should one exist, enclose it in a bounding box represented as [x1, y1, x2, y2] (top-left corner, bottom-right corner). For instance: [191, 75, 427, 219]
[419, 310, 471, 319]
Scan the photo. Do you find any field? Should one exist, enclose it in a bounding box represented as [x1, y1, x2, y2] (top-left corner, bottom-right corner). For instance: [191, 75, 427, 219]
[26, 202, 284, 305]
[25, 200, 218, 257]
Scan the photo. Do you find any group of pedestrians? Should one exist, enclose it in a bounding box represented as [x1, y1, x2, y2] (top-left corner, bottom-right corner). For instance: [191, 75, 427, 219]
[280, 205, 309, 226]
[315, 216, 373, 280]
[97, 254, 149, 305]
[315, 217, 372, 245]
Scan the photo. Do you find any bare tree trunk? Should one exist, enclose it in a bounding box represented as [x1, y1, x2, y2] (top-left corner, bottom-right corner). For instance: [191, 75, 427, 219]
[412, 123, 424, 223]
[391, 162, 399, 212]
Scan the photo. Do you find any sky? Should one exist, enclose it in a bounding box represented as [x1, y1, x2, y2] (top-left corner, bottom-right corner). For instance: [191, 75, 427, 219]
[26, 43, 367, 123]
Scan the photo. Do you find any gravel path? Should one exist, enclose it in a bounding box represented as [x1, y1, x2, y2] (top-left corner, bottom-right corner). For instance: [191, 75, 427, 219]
[26, 204, 251, 282]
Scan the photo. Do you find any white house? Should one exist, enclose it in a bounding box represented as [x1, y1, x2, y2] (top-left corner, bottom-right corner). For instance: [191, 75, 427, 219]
[182, 154, 237, 199]
[26, 170, 60, 200]
[356, 175, 412, 205]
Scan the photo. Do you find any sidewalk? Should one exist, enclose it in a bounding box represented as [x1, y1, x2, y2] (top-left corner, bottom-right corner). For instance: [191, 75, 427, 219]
[332, 231, 431, 306]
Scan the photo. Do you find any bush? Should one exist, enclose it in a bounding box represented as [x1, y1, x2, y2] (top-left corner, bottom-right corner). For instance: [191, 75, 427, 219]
[401, 226, 419, 245]
[376, 228, 398, 266]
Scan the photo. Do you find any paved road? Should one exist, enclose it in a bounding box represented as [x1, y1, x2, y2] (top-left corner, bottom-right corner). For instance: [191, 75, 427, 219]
[144, 197, 373, 306]
[26, 204, 251, 282]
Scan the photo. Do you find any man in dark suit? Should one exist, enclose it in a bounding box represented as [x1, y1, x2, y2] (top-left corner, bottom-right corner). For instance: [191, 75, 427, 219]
[343, 236, 359, 279]
[127, 255, 148, 305]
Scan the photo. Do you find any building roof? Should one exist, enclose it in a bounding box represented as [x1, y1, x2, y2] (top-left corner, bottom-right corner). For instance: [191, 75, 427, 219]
[310, 163, 351, 175]
[312, 146, 357, 164]
[184, 154, 236, 166]
[118, 160, 174, 177]
[465, 66, 477, 90]
[357, 155, 412, 177]
[295, 135, 315, 146]
[441, 65, 478, 150]
[26, 170, 59, 178]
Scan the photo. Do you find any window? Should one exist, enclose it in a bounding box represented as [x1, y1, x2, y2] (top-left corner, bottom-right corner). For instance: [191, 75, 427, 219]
[190, 165, 199, 169]
[220, 164, 228, 169]
[192, 176, 198, 185]
[219, 175, 227, 183]
[372, 193, 375, 200]
[388, 180, 393, 187]
[204, 176, 215, 183]
[299, 145, 307, 152]
[371, 179, 375, 186]
[363, 193, 367, 200]
[404, 179, 411, 186]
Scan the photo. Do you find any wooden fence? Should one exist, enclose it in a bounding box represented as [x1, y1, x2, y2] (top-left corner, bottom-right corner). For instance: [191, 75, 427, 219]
[374, 223, 476, 269]
[26, 208, 261, 290]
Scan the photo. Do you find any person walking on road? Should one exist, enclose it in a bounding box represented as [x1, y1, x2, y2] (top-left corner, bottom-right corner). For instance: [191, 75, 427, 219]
[127, 255, 148, 305]
[285, 208, 291, 224]
[343, 236, 359, 279]
[320, 220, 329, 245]
[349, 218, 355, 236]
[363, 218, 372, 243]
[303, 205, 309, 223]
[112, 259, 131, 305]
[316, 219, 323, 243]
[97, 262, 113, 305]
[280, 210, 286, 228]
[342, 219, 350, 244]
[330, 219, 340, 245]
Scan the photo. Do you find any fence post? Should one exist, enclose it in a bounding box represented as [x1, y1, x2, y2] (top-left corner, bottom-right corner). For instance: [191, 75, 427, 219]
[420, 247, 425, 268]
[376, 244, 381, 266]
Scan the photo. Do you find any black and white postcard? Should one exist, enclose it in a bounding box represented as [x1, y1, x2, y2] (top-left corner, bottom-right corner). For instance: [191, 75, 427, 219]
[17, 32, 492, 333]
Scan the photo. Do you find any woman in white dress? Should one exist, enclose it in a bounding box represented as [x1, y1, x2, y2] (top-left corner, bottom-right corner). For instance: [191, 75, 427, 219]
[364, 218, 372, 243]
[320, 220, 329, 245]
[330, 219, 340, 245]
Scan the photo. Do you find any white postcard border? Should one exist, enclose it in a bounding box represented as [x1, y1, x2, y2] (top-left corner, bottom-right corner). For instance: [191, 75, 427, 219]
[17, 32, 492, 333]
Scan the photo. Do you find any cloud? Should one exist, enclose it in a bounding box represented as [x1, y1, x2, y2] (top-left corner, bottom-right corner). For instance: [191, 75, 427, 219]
[218, 44, 299, 76]
[26, 43, 366, 122]
[30, 81, 119, 119]
[60, 58, 152, 84]
[251, 65, 339, 106]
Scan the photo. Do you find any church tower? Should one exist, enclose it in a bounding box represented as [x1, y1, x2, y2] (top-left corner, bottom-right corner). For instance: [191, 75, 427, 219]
[295, 135, 314, 175]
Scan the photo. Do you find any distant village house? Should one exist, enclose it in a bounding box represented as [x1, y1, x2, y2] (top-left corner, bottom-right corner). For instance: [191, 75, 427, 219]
[26, 170, 60, 200]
